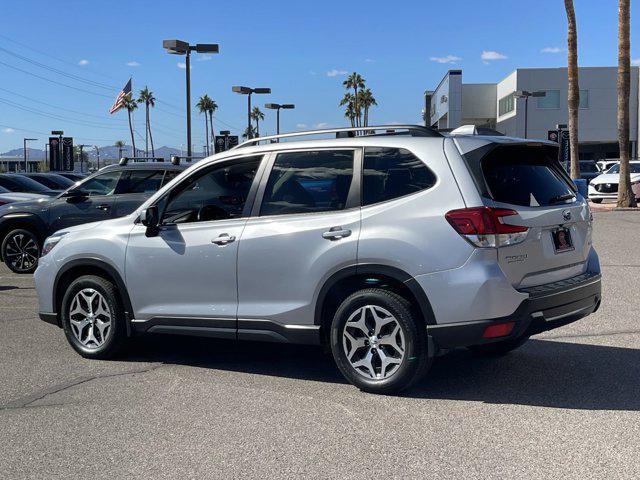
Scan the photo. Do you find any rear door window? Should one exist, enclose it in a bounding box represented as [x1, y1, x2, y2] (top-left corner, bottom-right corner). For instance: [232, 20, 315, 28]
[260, 150, 354, 216]
[362, 147, 436, 206]
[118, 170, 165, 194]
[481, 147, 575, 207]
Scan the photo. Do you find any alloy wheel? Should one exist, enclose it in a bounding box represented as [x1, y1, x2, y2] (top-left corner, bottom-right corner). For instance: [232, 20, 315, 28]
[342, 305, 406, 380]
[4, 232, 39, 272]
[69, 288, 112, 349]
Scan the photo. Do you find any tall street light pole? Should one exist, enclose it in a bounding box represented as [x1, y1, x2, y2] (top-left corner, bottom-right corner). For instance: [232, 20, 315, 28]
[232, 86, 271, 138]
[515, 90, 546, 138]
[23, 138, 37, 172]
[94, 145, 100, 170]
[265, 103, 295, 137]
[163, 39, 219, 158]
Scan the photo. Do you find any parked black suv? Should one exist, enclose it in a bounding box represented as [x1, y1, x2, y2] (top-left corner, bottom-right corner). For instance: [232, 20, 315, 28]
[0, 162, 186, 273]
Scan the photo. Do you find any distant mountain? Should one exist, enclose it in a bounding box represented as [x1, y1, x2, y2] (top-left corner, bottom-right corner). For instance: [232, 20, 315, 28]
[0, 148, 45, 160]
[1, 145, 186, 161]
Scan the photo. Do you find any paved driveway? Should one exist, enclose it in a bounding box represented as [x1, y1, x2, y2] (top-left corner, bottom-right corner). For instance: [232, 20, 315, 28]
[1, 211, 639, 479]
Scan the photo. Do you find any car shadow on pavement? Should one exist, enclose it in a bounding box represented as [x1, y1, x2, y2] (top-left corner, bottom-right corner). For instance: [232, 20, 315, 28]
[123, 335, 640, 411]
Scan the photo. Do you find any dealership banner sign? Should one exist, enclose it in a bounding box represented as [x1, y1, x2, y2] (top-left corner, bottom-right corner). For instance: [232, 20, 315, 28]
[62, 137, 74, 171]
[48, 137, 60, 171]
[214, 135, 239, 153]
[548, 130, 571, 163]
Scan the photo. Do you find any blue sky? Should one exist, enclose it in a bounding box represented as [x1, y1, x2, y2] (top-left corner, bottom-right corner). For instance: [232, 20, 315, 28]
[0, 0, 638, 152]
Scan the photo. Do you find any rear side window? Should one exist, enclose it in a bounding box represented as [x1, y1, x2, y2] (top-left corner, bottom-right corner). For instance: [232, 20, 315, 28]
[118, 170, 164, 194]
[79, 171, 122, 196]
[260, 150, 354, 216]
[363, 148, 437, 206]
[481, 147, 575, 207]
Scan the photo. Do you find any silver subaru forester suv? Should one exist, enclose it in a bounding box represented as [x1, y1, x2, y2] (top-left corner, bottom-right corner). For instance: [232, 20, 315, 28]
[35, 125, 601, 394]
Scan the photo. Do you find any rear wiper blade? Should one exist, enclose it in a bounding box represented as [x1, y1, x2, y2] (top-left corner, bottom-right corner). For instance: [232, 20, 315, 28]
[549, 193, 576, 204]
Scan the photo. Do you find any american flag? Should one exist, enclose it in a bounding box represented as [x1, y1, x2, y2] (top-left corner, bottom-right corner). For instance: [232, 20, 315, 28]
[109, 79, 132, 114]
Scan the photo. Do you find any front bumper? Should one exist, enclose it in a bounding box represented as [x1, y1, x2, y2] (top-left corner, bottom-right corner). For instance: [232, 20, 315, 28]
[427, 271, 602, 350]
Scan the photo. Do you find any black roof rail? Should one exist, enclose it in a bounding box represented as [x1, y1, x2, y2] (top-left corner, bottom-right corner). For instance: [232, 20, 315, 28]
[118, 156, 167, 166]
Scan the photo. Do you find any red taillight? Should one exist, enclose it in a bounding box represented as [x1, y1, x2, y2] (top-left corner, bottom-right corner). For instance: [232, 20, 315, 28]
[445, 207, 527, 235]
[482, 321, 515, 338]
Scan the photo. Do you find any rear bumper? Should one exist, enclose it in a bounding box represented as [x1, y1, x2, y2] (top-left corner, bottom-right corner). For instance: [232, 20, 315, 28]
[427, 271, 601, 350]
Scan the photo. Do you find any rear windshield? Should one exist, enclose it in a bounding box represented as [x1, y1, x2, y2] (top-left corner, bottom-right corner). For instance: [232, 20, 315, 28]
[479, 146, 576, 207]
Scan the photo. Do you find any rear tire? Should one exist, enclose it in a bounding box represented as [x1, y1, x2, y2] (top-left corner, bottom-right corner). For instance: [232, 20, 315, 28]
[1, 229, 40, 274]
[468, 335, 530, 356]
[61, 275, 126, 359]
[329, 288, 430, 394]
[590, 199, 603, 204]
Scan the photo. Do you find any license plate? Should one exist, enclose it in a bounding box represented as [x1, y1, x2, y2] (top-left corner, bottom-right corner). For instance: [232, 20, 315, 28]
[552, 227, 574, 253]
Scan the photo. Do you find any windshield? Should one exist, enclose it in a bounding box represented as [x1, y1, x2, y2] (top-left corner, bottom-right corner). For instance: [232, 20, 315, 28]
[606, 164, 640, 174]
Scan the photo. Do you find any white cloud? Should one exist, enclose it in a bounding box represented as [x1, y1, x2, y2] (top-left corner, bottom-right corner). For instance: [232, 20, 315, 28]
[315, 122, 330, 128]
[78, 59, 89, 66]
[430, 54, 461, 64]
[296, 123, 308, 129]
[308, 70, 317, 75]
[126, 61, 140, 67]
[364, 58, 374, 63]
[177, 62, 187, 69]
[326, 69, 347, 77]
[632, 58, 640, 66]
[2, 127, 15, 133]
[541, 47, 564, 54]
[481, 50, 507, 62]
[196, 54, 213, 62]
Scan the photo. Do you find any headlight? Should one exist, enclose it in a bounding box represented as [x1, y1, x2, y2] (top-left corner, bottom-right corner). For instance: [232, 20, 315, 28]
[41, 233, 68, 256]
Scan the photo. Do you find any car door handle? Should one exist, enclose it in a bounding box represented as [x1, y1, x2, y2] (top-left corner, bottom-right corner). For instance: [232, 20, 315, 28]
[322, 227, 352, 241]
[212, 233, 236, 245]
[96, 204, 111, 211]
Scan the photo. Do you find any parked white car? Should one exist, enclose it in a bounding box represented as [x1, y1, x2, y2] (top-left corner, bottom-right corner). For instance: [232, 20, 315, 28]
[596, 160, 619, 172]
[588, 161, 640, 203]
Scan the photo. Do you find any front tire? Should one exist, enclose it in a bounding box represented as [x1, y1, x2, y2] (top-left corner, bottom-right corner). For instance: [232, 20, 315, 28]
[61, 275, 126, 359]
[330, 288, 430, 394]
[2, 229, 40, 274]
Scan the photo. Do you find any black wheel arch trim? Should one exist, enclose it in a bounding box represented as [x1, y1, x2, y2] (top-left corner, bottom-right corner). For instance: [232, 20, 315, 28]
[53, 258, 134, 335]
[314, 264, 437, 326]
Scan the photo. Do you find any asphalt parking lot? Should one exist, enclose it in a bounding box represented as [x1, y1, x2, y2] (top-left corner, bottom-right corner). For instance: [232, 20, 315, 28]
[1, 211, 639, 479]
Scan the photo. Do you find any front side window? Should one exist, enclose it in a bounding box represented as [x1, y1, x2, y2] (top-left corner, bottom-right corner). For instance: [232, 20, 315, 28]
[79, 171, 122, 196]
[260, 150, 354, 216]
[161, 156, 261, 224]
[118, 170, 165, 194]
[536, 90, 560, 109]
[363, 148, 437, 206]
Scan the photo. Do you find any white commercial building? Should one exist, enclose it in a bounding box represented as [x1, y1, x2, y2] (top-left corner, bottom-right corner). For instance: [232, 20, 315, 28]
[425, 67, 640, 159]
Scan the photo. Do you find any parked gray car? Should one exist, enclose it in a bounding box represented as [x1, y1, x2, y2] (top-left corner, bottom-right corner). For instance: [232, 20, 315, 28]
[0, 162, 184, 273]
[34, 125, 602, 393]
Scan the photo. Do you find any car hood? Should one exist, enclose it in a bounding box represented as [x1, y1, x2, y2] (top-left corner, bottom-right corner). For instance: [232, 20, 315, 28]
[591, 173, 640, 184]
[55, 220, 105, 236]
[0, 192, 50, 203]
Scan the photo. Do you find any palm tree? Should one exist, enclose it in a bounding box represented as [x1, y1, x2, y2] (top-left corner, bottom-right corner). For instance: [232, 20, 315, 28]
[251, 107, 265, 137]
[115, 140, 125, 160]
[358, 88, 377, 127]
[196, 95, 212, 155]
[122, 96, 137, 157]
[137, 87, 156, 157]
[616, 0, 636, 207]
[340, 93, 356, 127]
[343, 72, 365, 127]
[207, 99, 218, 154]
[242, 125, 257, 139]
[564, 0, 580, 180]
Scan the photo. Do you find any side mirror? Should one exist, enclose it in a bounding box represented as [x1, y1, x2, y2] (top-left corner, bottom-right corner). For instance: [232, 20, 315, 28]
[140, 205, 160, 237]
[64, 189, 88, 202]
